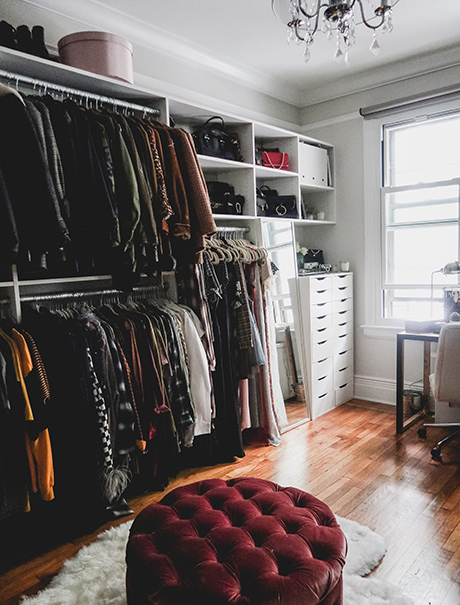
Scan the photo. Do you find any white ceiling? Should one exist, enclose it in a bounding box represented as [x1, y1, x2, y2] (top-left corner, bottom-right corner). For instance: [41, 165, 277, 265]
[20, 0, 460, 108]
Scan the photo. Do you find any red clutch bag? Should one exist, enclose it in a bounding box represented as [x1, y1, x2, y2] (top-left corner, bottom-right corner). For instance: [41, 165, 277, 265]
[262, 151, 290, 171]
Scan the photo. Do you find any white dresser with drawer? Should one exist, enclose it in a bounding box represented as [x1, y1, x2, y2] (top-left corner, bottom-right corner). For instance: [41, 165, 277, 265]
[289, 273, 354, 419]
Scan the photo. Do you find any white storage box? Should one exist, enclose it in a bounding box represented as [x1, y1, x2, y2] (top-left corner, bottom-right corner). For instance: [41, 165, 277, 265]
[299, 142, 329, 187]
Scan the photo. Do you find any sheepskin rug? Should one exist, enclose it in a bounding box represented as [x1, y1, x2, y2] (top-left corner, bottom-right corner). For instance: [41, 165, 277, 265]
[21, 516, 414, 604]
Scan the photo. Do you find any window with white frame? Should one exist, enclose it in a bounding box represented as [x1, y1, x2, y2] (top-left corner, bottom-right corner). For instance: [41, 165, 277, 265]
[378, 108, 460, 322]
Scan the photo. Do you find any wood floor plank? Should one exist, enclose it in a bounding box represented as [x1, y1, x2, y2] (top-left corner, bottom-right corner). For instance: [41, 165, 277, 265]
[1, 399, 459, 605]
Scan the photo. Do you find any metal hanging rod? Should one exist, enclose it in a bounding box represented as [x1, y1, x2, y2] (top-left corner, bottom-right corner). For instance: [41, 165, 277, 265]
[0, 69, 160, 116]
[19, 283, 167, 304]
[216, 226, 250, 240]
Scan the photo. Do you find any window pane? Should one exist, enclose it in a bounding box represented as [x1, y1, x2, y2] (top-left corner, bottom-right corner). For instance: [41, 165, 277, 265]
[385, 224, 458, 284]
[385, 114, 460, 187]
[386, 186, 458, 224]
[381, 109, 460, 320]
[394, 203, 455, 223]
[383, 288, 444, 320]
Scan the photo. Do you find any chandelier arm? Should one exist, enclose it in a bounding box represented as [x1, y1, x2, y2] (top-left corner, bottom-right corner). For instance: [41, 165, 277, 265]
[292, 21, 305, 42]
[296, 11, 322, 39]
[355, 0, 386, 30]
[291, 19, 317, 42]
[297, 1, 330, 21]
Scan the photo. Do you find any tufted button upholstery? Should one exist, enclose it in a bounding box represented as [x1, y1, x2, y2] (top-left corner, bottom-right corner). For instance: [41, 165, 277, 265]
[126, 477, 347, 605]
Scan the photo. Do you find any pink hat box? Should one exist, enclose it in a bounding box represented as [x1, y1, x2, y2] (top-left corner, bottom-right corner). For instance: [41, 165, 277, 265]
[58, 31, 133, 84]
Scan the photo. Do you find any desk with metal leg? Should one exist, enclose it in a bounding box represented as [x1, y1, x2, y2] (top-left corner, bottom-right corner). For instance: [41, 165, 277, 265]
[396, 331, 439, 434]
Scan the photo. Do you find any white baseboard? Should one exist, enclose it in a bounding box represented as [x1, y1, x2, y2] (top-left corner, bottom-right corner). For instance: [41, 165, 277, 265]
[354, 375, 396, 406]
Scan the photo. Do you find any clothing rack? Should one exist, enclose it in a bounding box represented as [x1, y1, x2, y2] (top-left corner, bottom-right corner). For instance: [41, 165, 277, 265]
[0, 69, 160, 116]
[216, 226, 250, 240]
[0, 282, 168, 323]
[19, 283, 168, 304]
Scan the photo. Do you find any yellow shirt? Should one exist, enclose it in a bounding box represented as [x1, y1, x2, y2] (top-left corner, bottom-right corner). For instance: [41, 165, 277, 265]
[0, 328, 55, 502]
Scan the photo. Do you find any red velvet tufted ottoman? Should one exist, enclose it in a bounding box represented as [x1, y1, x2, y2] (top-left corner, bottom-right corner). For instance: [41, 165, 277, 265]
[126, 477, 347, 604]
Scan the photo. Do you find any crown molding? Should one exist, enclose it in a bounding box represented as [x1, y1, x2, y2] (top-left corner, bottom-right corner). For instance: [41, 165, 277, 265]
[18, 0, 304, 107]
[298, 46, 460, 108]
[13, 0, 460, 112]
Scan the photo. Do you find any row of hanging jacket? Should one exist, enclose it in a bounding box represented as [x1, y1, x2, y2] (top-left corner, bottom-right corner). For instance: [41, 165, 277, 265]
[0, 77, 288, 561]
[0, 256, 281, 508]
[0, 82, 216, 288]
[176, 236, 287, 450]
[0, 247, 286, 573]
[0, 293, 221, 526]
[0, 238, 285, 527]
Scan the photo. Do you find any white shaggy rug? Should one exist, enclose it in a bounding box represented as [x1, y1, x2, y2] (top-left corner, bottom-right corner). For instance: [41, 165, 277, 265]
[22, 516, 414, 605]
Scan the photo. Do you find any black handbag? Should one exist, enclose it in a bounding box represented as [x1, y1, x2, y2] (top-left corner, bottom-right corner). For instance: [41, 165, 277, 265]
[207, 181, 245, 215]
[207, 181, 234, 200]
[258, 185, 278, 198]
[264, 196, 297, 218]
[192, 117, 243, 162]
[257, 187, 297, 218]
[256, 185, 277, 213]
[303, 249, 325, 271]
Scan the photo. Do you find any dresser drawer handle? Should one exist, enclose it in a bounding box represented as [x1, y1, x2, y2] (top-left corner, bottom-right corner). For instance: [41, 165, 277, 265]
[318, 375, 327, 381]
[318, 340, 327, 345]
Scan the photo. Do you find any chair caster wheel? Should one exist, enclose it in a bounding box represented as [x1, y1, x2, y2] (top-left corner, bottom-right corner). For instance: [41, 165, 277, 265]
[418, 428, 427, 438]
[431, 446, 442, 461]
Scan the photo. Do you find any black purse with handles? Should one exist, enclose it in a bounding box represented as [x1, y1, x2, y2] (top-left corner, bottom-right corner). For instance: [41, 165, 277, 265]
[193, 117, 243, 161]
[256, 186, 297, 218]
[207, 181, 245, 215]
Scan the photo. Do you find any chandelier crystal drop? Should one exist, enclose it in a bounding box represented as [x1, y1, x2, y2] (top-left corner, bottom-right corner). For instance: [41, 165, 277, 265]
[272, 0, 398, 64]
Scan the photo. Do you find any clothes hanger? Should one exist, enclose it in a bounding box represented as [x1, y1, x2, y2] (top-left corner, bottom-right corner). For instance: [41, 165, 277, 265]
[205, 241, 225, 264]
[239, 239, 259, 263]
[245, 241, 268, 262]
[210, 239, 234, 263]
[226, 239, 252, 263]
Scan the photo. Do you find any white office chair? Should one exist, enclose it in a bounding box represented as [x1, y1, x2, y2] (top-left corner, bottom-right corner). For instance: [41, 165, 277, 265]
[419, 322, 460, 461]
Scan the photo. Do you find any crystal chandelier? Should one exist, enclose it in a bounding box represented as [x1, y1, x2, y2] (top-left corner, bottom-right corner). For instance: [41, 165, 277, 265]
[272, 0, 399, 65]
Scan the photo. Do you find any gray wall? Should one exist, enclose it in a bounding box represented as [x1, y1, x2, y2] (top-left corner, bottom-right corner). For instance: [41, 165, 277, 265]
[301, 65, 460, 403]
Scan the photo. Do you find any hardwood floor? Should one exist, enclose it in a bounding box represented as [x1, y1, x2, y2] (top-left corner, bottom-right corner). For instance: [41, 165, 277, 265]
[2, 399, 460, 605]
